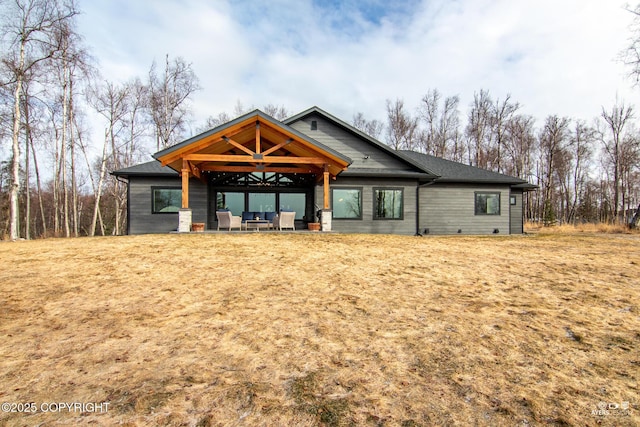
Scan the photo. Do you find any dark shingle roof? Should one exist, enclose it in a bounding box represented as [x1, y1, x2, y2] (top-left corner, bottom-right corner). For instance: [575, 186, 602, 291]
[400, 150, 530, 185]
[111, 160, 178, 177]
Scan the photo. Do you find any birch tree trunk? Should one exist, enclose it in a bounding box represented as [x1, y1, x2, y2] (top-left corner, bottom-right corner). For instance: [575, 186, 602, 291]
[61, 53, 70, 238]
[69, 79, 78, 236]
[9, 41, 25, 240]
[24, 94, 31, 240]
[29, 133, 47, 237]
[91, 129, 109, 237]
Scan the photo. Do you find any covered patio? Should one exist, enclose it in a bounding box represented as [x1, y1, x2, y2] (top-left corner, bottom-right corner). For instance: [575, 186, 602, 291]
[153, 110, 352, 232]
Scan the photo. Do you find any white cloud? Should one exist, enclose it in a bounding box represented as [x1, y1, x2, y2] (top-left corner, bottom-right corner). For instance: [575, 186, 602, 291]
[77, 0, 638, 141]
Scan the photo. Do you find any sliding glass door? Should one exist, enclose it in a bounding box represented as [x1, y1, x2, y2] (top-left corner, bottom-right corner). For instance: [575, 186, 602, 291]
[279, 193, 306, 219]
[212, 189, 310, 227]
[217, 192, 244, 215]
[248, 193, 276, 212]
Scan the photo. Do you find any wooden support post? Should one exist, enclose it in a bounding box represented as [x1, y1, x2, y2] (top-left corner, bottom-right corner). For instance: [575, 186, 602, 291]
[256, 122, 261, 154]
[182, 159, 190, 209]
[323, 165, 330, 210]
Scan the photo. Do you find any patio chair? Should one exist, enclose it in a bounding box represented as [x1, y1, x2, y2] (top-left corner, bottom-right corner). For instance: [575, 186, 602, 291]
[216, 211, 242, 231]
[274, 211, 296, 231]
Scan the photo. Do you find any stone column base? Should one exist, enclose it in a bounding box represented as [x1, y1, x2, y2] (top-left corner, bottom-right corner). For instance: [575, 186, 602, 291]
[321, 209, 332, 232]
[178, 209, 192, 233]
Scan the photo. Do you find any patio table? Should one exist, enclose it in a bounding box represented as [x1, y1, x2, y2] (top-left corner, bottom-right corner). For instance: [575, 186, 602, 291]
[244, 219, 271, 231]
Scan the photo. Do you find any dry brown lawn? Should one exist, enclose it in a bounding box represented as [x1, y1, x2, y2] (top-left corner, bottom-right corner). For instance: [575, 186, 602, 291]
[0, 232, 638, 426]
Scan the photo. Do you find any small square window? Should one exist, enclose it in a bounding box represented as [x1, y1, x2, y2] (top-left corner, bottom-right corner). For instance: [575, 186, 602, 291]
[310, 120, 317, 130]
[510, 196, 517, 205]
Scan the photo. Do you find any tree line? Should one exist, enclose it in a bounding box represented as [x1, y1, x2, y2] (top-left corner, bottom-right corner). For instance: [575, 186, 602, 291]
[358, 91, 639, 227]
[1, 0, 639, 239]
[0, 0, 202, 239]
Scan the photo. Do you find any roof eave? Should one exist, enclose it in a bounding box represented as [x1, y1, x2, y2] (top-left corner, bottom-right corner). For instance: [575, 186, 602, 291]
[339, 170, 436, 179]
[431, 178, 528, 185]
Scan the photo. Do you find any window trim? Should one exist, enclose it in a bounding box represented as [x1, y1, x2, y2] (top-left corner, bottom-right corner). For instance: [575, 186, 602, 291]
[331, 187, 363, 220]
[151, 186, 182, 214]
[373, 187, 404, 220]
[475, 191, 501, 216]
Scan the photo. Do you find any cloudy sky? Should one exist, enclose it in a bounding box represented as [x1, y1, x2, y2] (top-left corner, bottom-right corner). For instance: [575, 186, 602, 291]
[77, 0, 638, 136]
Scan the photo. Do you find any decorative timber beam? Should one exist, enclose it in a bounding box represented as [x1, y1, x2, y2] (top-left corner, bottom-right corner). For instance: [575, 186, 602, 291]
[223, 136, 255, 155]
[262, 138, 293, 156]
[186, 160, 208, 184]
[256, 122, 261, 154]
[159, 121, 257, 166]
[201, 165, 320, 174]
[186, 160, 200, 179]
[183, 154, 328, 165]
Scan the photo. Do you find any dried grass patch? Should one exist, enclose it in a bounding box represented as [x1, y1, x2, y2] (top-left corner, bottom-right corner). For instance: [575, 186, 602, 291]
[525, 221, 638, 235]
[0, 233, 638, 426]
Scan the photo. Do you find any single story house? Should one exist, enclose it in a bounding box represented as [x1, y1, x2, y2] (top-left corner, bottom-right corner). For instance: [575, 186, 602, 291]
[111, 106, 536, 235]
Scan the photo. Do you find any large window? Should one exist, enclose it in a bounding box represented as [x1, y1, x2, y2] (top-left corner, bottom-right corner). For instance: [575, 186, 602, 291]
[152, 187, 181, 213]
[332, 188, 362, 219]
[374, 188, 403, 220]
[217, 192, 244, 215]
[475, 192, 501, 215]
[279, 193, 306, 219]
[248, 193, 276, 212]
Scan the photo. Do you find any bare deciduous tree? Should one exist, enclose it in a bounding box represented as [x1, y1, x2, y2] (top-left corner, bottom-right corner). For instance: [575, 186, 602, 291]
[352, 112, 384, 139]
[1, 0, 78, 240]
[87, 80, 129, 236]
[504, 114, 536, 179]
[567, 121, 594, 223]
[538, 115, 571, 223]
[420, 88, 440, 155]
[200, 112, 232, 132]
[148, 54, 200, 150]
[465, 89, 493, 167]
[599, 101, 634, 222]
[386, 98, 419, 151]
[199, 103, 288, 134]
[622, 4, 640, 85]
[262, 103, 288, 121]
[419, 89, 460, 158]
[490, 94, 520, 173]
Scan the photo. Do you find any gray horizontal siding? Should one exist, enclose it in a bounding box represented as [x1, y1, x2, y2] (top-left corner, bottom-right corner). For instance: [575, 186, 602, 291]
[420, 184, 511, 235]
[128, 176, 207, 234]
[510, 189, 523, 234]
[319, 177, 418, 235]
[289, 114, 414, 172]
